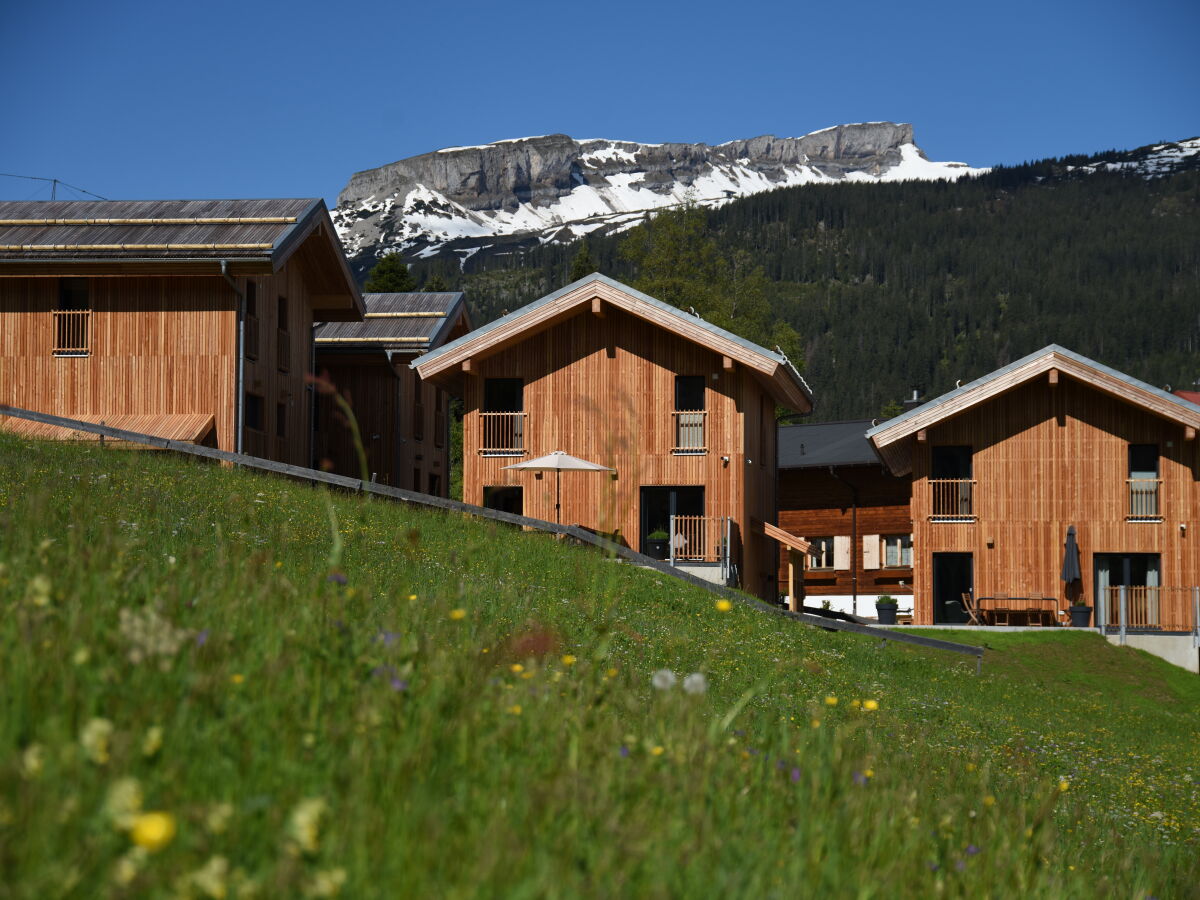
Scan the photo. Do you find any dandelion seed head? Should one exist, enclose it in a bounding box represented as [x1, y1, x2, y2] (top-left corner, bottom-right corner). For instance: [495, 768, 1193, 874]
[651, 669, 677, 690]
[682, 672, 708, 695]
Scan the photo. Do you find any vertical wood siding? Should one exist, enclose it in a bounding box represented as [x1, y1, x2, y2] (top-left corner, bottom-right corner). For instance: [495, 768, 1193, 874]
[461, 306, 780, 598]
[910, 376, 1200, 623]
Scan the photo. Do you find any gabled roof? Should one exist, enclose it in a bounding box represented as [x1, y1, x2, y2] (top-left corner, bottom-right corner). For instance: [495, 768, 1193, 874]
[315, 292, 469, 354]
[0, 199, 363, 320]
[779, 420, 881, 469]
[413, 273, 813, 412]
[867, 344, 1200, 475]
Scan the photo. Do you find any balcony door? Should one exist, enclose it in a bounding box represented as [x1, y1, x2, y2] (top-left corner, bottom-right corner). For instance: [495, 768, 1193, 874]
[932, 552, 973, 623]
[1095, 553, 1161, 626]
[482, 378, 524, 455]
[931, 446, 974, 520]
[640, 486, 704, 555]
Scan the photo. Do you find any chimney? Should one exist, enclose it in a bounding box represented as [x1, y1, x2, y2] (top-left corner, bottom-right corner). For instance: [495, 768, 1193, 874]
[902, 389, 923, 412]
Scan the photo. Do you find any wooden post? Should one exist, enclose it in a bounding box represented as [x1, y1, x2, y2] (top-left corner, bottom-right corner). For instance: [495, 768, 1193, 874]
[787, 548, 797, 611]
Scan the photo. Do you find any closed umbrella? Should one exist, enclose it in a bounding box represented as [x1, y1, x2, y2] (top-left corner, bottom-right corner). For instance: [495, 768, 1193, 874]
[502, 450, 614, 524]
[1061, 525, 1082, 583]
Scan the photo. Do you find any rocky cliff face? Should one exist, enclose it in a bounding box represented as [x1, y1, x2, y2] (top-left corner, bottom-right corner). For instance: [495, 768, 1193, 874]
[333, 123, 985, 270]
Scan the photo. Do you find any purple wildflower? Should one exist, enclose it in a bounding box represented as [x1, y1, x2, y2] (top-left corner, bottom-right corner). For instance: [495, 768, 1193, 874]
[327, 572, 348, 585]
[791, 768, 801, 783]
[966, 844, 980, 856]
[955, 861, 966, 872]
[389, 678, 408, 692]
[195, 629, 209, 647]
[619, 746, 630, 758]
[927, 862, 940, 872]
[852, 771, 869, 787]
[377, 630, 400, 647]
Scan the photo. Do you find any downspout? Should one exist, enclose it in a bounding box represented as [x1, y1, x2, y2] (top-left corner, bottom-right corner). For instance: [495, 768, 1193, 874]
[829, 466, 859, 614]
[220, 261, 245, 455]
[309, 323, 319, 469]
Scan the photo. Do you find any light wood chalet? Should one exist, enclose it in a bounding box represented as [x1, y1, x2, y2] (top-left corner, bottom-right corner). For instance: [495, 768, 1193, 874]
[0, 199, 362, 463]
[777, 420, 913, 617]
[413, 274, 813, 600]
[313, 292, 470, 494]
[867, 345, 1200, 628]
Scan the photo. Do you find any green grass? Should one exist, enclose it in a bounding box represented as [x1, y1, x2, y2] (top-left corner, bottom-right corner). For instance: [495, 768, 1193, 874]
[1, 434, 1198, 898]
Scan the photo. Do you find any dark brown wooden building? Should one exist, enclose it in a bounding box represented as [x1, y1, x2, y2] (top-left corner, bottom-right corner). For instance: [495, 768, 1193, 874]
[414, 274, 813, 600]
[777, 420, 913, 616]
[313, 292, 470, 494]
[0, 199, 362, 463]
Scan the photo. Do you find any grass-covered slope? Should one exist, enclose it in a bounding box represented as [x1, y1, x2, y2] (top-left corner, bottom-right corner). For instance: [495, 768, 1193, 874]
[1, 435, 1197, 897]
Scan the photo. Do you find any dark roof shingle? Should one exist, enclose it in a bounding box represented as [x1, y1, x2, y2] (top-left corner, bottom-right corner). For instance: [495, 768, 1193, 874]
[779, 420, 881, 469]
[315, 292, 465, 351]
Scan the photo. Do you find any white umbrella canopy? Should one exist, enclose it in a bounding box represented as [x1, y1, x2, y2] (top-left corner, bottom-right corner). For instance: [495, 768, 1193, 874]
[502, 451, 615, 523]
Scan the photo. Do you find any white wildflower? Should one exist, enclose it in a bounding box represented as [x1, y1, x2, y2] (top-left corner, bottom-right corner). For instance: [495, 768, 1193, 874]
[651, 669, 677, 691]
[682, 672, 709, 695]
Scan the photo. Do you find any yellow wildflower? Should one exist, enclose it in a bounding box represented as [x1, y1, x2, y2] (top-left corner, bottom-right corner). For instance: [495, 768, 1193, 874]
[27, 574, 52, 607]
[230, 673, 245, 685]
[408, 594, 417, 601]
[141, 726, 163, 758]
[651, 746, 665, 756]
[510, 663, 524, 673]
[811, 719, 821, 728]
[863, 699, 879, 712]
[1058, 779, 1070, 793]
[72, 647, 90, 666]
[80, 717, 114, 765]
[287, 798, 327, 856]
[715, 599, 732, 612]
[105, 777, 144, 830]
[130, 811, 176, 851]
[507, 705, 522, 716]
[561, 654, 577, 666]
[850, 699, 862, 709]
[19, 743, 46, 779]
[606, 668, 618, 678]
[449, 608, 466, 620]
[983, 795, 996, 808]
[824, 695, 838, 706]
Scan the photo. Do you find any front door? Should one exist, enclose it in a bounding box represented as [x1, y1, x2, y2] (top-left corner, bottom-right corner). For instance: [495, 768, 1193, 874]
[483, 485, 523, 516]
[932, 552, 973, 623]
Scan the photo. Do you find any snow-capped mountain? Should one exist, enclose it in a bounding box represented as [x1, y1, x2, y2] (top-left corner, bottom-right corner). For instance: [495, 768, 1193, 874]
[332, 122, 986, 270]
[1062, 137, 1200, 178]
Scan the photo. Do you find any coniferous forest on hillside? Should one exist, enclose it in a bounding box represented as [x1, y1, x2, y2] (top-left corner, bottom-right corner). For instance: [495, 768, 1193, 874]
[405, 151, 1200, 421]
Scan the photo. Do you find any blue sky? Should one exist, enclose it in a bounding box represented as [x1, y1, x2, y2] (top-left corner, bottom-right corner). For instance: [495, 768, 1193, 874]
[3, 0, 1196, 206]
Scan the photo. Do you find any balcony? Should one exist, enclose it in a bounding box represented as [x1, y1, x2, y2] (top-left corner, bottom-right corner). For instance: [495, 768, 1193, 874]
[1100, 585, 1198, 633]
[671, 410, 706, 454]
[930, 478, 975, 522]
[668, 515, 736, 586]
[480, 411, 526, 456]
[1127, 478, 1161, 521]
[53, 310, 90, 356]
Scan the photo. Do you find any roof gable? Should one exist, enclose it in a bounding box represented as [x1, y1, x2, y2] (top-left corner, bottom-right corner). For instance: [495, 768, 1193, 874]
[867, 344, 1200, 475]
[315, 292, 468, 353]
[413, 274, 812, 412]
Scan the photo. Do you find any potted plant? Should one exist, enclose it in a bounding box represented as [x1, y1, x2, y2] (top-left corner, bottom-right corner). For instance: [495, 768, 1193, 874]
[1068, 603, 1092, 628]
[645, 529, 670, 560]
[875, 594, 899, 625]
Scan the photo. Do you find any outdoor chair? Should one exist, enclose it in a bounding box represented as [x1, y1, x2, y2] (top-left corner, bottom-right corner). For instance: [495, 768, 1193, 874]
[960, 592, 985, 626]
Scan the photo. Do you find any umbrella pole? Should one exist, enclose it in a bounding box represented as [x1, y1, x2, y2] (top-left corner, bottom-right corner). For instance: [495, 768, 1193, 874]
[556, 469, 561, 525]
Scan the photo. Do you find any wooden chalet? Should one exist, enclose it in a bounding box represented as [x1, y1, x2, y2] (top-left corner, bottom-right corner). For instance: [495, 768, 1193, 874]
[867, 345, 1200, 628]
[0, 199, 362, 463]
[413, 274, 813, 600]
[313, 292, 470, 494]
[777, 420, 913, 616]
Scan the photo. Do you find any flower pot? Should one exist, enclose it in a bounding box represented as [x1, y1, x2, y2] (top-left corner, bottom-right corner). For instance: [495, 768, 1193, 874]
[1069, 605, 1092, 628]
[876, 604, 898, 625]
[645, 539, 670, 560]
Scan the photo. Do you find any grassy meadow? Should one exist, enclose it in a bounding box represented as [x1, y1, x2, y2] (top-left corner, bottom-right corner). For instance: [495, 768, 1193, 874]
[1, 433, 1198, 897]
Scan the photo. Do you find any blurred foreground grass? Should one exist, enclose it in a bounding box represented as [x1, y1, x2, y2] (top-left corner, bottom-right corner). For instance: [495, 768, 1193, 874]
[1, 434, 1197, 897]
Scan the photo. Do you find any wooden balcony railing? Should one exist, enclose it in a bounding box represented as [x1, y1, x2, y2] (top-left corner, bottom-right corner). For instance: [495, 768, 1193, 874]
[276, 330, 290, 372]
[434, 407, 446, 448]
[930, 478, 975, 521]
[53, 310, 90, 356]
[480, 412, 526, 455]
[669, 515, 730, 564]
[672, 410, 706, 454]
[244, 316, 259, 360]
[1101, 585, 1198, 632]
[412, 402, 425, 442]
[1127, 479, 1161, 521]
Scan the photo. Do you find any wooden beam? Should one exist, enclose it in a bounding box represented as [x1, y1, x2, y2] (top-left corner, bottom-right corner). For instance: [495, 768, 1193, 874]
[591, 296, 605, 317]
[1048, 368, 1059, 385]
[461, 358, 472, 373]
[917, 429, 927, 443]
[1186, 425, 1196, 441]
[722, 355, 734, 371]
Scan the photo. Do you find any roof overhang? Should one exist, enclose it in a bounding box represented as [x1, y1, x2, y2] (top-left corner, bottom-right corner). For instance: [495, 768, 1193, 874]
[866, 345, 1200, 476]
[274, 201, 363, 322]
[413, 274, 812, 412]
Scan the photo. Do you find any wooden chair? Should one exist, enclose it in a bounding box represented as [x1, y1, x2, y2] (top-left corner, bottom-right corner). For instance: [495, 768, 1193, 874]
[960, 592, 985, 626]
[990, 594, 1012, 626]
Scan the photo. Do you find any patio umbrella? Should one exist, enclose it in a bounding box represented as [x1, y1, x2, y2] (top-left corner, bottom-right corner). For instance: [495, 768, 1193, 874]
[502, 450, 614, 524]
[1061, 525, 1082, 583]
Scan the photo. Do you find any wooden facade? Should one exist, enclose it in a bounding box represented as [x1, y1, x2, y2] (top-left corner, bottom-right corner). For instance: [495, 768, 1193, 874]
[869, 347, 1200, 625]
[313, 292, 470, 494]
[0, 199, 362, 464]
[777, 464, 913, 612]
[415, 275, 812, 600]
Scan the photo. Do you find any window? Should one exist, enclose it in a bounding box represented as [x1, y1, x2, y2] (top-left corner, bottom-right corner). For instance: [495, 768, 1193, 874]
[481, 378, 524, 455]
[428, 473, 441, 496]
[883, 534, 912, 567]
[673, 375, 706, 453]
[276, 296, 290, 372]
[277, 296, 288, 331]
[809, 537, 835, 570]
[412, 373, 424, 441]
[276, 402, 287, 438]
[412, 467, 421, 491]
[930, 445, 974, 520]
[53, 277, 91, 356]
[433, 387, 445, 448]
[1128, 444, 1160, 520]
[244, 393, 264, 432]
[244, 281, 259, 360]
